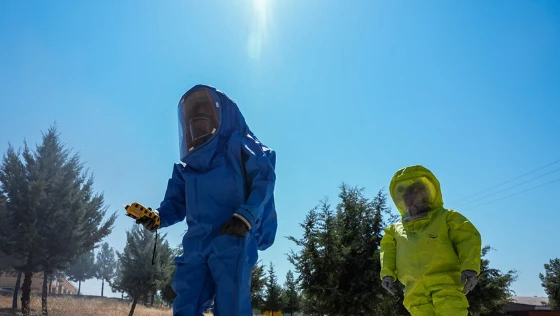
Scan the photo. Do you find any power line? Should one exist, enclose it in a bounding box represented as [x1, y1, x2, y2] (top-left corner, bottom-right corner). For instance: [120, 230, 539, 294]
[452, 158, 560, 205]
[462, 177, 560, 211]
[457, 166, 560, 206]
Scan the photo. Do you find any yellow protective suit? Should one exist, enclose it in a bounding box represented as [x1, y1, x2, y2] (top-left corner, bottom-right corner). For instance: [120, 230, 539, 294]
[380, 165, 482, 316]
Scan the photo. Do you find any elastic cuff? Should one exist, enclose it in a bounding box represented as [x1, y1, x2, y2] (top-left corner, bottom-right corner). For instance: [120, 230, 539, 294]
[233, 213, 252, 230]
[234, 208, 256, 229]
[380, 270, 397, 281]
[461, 263, 481, 275]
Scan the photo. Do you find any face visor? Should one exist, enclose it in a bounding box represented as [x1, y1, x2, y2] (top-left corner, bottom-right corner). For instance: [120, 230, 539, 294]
[178, 88, 221, 158]
[392, 177, 437, 217]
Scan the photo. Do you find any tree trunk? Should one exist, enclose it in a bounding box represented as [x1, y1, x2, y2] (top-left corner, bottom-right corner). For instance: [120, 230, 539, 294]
[101, 279, 104, 297]
[150, 292, 155, 306]
[12, 271, 22, 309]
[77, 280, 81, 296]
[41, 272, 49, 316]
[48, 275, 54, 295]
[128, 295, 139, 316]
[21, 271, 33, 315]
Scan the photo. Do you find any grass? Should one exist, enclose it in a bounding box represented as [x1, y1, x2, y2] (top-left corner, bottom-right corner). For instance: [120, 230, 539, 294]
[0, 295, 212, 316]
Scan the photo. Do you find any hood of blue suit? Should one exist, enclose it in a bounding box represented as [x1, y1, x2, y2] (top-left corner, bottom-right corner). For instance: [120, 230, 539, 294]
[177, 84, 250, 169]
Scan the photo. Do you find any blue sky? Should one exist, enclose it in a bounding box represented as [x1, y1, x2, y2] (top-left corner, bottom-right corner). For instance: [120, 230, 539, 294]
[1, 0, 559, 299]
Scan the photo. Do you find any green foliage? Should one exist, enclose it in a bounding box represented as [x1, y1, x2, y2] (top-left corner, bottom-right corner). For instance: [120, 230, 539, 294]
[159, 244, 182, 306]
[282, 270, 300, 315]
[154, 239, 176, 307]
[0, 126, 117, 270]
[251, 260, 267, 310]
[0, 143, 43, 272]
[466, 246, 518, 315]
[95, 242, 116, 297]
[540, 258, 560, 310]
[0, 125, 116, 314]
[287, 184, 517, 316]
[262, 263, 283, 313]
[111, 225, 174, 307]
[288, 185, 398, 315]
[287, 209, 320, 313]
[0, 192, 16, 271]
[65, 250, 96, 295]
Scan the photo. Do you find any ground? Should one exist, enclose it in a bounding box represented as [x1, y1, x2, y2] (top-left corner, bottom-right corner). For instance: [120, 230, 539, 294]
[0, 295, 213, 316]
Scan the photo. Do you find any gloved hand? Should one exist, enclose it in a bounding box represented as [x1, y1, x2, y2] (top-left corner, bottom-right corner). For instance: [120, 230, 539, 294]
[461, 270, 478, 294]
[136, 210, 160, 233]
[381, 276, 395, 296]
[220, 216, 250, 237]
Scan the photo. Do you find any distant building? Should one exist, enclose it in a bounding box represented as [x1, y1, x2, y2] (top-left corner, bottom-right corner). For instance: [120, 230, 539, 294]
[507, 296, 560, 316]
[508, 296, 551, 311]
[0, 272, 78, 295]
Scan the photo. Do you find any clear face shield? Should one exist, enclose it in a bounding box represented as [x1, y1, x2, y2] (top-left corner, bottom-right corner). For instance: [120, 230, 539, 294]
[178, 88, 221, 158]
[393, 178, 437, 217]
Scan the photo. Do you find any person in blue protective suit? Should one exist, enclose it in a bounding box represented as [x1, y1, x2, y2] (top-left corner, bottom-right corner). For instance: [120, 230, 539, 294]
[137, 84, 277, 316]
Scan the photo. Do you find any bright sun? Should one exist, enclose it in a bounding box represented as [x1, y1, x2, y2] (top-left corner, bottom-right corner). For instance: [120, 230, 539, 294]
[254, 0, 267, 24]
[248, 0, 269, 60]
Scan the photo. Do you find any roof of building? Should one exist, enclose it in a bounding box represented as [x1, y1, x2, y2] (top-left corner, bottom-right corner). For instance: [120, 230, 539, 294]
[510, 296, 549, 306]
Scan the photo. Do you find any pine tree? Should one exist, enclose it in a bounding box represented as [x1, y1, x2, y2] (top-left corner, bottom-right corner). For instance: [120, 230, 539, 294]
[0, 126, 116, 315]
[65, 250, 96, 295]
[287, 208, 325, 315]
[298, 292, 317, 316]
[159, 281, 176, 307]
[0, 193, 16, 271]
[0, 197, 21, 312]
[336, 185, 399, 315]
[111, 225, 173, 316]
[251, 260, 267, 311]
[153, 239, 176, 307]
[159, 245, 182, 307]
[95, 242, 116, 297]
[282, 270, 300, 316]
[316, 198, 344, 314]
[286, 184, 419, 315]
[262, 263, 283, 315]
[0, 143, 40, 314]
[0, 193, 10, 272]
[539, 258, 560, 310]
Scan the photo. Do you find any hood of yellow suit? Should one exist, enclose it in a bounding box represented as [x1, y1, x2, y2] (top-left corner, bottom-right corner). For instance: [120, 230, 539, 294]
[389, 165, 444, 219]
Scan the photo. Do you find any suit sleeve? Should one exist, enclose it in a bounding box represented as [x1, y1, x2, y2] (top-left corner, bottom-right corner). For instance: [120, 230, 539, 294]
[156, 163, 187, 228]
[233, 134, 276, 229]
[447, 210, 482, 274]
[380, 225, 398, 280]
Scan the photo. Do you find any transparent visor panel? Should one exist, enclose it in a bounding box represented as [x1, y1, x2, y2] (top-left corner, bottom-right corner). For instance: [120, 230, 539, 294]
[178, 89, 220, 157]
[392, 177, 437, 215]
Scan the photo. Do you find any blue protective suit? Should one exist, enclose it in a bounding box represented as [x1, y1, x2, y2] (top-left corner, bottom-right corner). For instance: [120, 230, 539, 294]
[156, 85, 277, 316]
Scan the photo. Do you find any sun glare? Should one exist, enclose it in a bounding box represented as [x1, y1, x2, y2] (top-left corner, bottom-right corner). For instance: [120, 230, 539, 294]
[254, 0, 267, 24]
[248, 0, 270, 60]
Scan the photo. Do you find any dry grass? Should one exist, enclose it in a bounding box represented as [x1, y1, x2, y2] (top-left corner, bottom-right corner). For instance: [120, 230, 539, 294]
[0, 295, 213, 316]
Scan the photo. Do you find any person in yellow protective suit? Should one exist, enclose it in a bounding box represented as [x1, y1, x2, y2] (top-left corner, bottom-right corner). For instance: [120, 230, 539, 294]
[380, 165, 482, 316]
